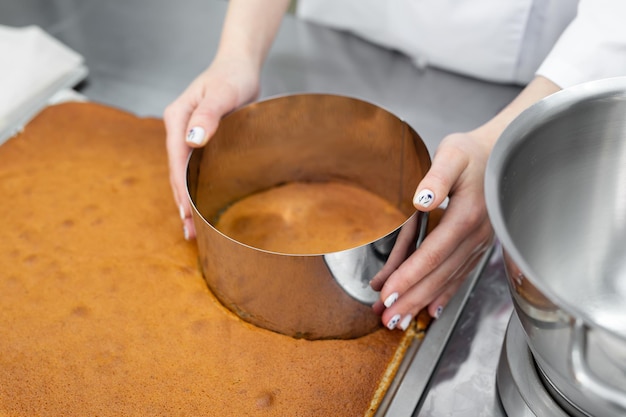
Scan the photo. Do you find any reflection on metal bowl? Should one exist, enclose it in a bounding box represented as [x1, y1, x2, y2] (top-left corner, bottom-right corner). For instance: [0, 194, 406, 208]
[186, 94, 432, 340]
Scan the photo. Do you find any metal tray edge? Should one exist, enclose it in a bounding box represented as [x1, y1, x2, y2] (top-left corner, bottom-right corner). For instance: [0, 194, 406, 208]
[374, 244, 495, 416]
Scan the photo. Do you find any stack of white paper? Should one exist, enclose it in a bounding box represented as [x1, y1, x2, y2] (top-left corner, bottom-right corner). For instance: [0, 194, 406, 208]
[0, 25, 88, 144]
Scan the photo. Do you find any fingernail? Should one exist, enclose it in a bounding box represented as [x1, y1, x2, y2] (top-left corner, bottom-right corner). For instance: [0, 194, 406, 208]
[383, 292, 398, 308]
[414, 189, 435, 208]
[386, 314, 401, 330]
[179, 204, 187, 221]
[434, 305, 444, 319]
[186, 127, 206, 145]
[183, 224, 190, 241]
[399, 314, 413, 331]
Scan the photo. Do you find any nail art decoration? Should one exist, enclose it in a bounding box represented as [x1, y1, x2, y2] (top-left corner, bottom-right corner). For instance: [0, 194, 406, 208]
[414, 189, 434, 208]
[383, 292, 399, 308]
[386, 314, 401, 330]
[434, 305, 444, 319]
[186, 127, 206, 145]
[399, 314, 413, 331]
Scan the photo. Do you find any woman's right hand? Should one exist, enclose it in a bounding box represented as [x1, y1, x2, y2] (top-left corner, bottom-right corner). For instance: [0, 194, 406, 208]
[164, 56, 260, 240]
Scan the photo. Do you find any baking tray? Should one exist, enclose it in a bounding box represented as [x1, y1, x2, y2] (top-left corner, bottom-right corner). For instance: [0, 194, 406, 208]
[375, 244, 494, 416]
[2, 98, 492, 416]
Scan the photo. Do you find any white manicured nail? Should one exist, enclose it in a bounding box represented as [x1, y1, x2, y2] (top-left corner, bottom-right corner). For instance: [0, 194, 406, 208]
[183, 225, 190, 241]
[399, 314, 413, 331]
[434, 305, 444, 319]
[414, 189, 435, 208]
[383, 292, 399, 308]
[186, 127, 206, 145]
[179, 204, 186, 221]
[386, 314, 401, 330]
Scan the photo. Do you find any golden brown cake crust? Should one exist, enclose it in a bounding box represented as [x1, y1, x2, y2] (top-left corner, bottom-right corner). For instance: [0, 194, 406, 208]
[0, 102, 407, 416]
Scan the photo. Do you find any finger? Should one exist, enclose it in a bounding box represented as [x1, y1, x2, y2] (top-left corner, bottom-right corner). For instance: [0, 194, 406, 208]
[427, 274, 467, 319]
[379, 211, 492, 328]
[379, 198, 483, 302]
[183, 216, 196, 241]
[164, 99, 196, 239]
[379, 231, 480, 328]
[164, 99, 193, 200]
[370, 207, 446, 292]
[184, 83, 239, 148]
[370, 213, 421, 291]
[384, 226, 493, 330]
[412, 145, 469, 211]
[426, 247, 488, 319]
[165, 82, 241, 240]
[372, 299, 384, 315]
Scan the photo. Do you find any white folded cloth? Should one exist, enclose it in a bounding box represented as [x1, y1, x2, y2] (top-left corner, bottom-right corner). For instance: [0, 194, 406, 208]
[0, 25, 87, 143]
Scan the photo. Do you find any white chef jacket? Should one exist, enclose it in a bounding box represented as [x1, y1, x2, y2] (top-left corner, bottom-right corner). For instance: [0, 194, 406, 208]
[297, 0, 626, 88]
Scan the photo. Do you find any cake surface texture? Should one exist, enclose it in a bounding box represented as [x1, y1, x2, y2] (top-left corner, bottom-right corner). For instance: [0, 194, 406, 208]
[0, 103, 416, 416]
[215, 181, 409, 254]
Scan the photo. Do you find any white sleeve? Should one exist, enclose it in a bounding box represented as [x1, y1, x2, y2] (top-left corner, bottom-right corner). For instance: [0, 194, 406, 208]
[536, 0, 626, 88]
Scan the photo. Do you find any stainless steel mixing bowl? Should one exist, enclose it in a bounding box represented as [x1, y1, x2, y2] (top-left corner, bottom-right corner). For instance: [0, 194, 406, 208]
[486, 77, 626, 415]
[186, 94, 431, 340]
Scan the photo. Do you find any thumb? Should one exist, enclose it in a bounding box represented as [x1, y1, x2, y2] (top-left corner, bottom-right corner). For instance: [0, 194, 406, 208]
[412, 145, 468, 211]
[184, 91, 239, 148]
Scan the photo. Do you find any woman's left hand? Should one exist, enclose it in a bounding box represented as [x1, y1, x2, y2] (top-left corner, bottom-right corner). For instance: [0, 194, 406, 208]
[370, 76, 561, 330]
[370, 130, 494, 330]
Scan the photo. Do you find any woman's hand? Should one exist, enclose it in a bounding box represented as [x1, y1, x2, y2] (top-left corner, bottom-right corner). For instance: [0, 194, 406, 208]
[370, 75, 561, 330]
[163, 0, 290, 240]
[164, 57, 260, 240]
[370, 131, 494, 330]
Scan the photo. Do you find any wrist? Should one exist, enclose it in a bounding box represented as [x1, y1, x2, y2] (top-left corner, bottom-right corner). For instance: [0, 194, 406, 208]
[469, 76, 562, 150]
[216, 0, 290, 73]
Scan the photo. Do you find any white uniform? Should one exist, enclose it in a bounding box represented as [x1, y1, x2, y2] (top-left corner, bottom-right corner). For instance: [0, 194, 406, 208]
[297, 0, 626, 88]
